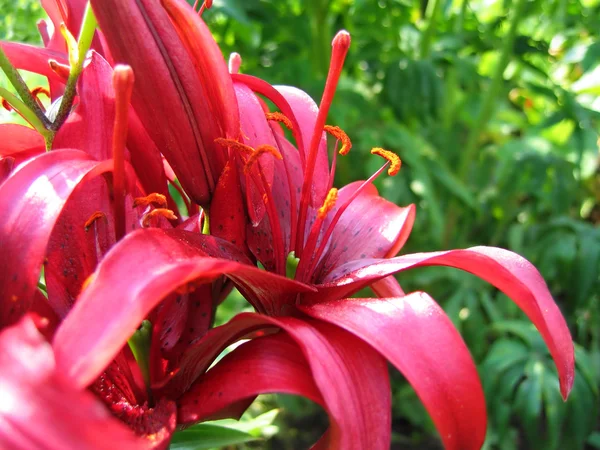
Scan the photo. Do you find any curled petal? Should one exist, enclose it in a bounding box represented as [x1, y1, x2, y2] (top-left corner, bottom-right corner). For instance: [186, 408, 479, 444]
[53, 228, 314, 388]
[0, 316, 144, 450]
[301, 293, 487, 450]
[315, 246, 575, 399]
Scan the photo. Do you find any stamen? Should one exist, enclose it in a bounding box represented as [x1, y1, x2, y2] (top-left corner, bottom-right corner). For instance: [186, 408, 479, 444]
[133, 193, 168, 209]
[84, 211, 107, 231]
[266, 112, 294, 131]
[112, 65, 135, 241]
[59, 23, 79, 67]
[370, 148, 402, 175]
[324, 125, 352, 155]
[214, 137, 254, 155]
[229, 52, 242, 74]
[141, 208, 178, 228]
[317, 188, 338, 219]
[243, 144, 282, 174]
[198, 0, 212, 15]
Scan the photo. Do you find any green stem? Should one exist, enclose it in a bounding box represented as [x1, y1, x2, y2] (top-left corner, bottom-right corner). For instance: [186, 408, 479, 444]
[457, 0, 527, 179]
[0, 88, 53, 143]
[202, 209, 210, 235]
[0, 46, 51, 129]
[420, 0, 444, 58]
[443, 0, 526, 247]
[51, 3, 98, 132]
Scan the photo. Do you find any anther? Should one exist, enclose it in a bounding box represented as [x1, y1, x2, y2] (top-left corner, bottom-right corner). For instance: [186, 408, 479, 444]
[214, 138, 254, 155]
[243, 144, 283, 174]
[324, 125, 352, 155]
[317, 188, 338, 219]
[133, 193, 168, 209]
[142, 208, 178, 227]
[371, 148, 402, 176]
[84, 211, 107, 231]
[198, 0, 212, 15]
[266, 112, 294, 131]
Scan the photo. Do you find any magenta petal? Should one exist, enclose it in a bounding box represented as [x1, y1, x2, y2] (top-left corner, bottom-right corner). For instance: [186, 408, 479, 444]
[53, 52, 115, 160]
[0, 41, 68, 81]
[179, 333, 324, 423]
[0, 150, 111, 328]
[0, 124, 45, 164]
[316, 181, 416, 279]
[0, 316, 144, 450]
[52, 229, 314, 388]
[301, 293, 487, 450]
[274, 85, 329, 205]
[176, 313, 391, 450]
[316, 246, 575, 399]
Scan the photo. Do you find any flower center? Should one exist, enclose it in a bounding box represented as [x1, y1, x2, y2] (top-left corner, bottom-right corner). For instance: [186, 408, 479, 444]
[127, 319, 153, 399]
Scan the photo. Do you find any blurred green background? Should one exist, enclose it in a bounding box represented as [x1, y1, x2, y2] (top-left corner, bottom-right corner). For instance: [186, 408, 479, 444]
[2, 0, 599, 448]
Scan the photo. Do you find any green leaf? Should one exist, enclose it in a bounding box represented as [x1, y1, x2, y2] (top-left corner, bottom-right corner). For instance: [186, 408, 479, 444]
[169, 424, 260, 450]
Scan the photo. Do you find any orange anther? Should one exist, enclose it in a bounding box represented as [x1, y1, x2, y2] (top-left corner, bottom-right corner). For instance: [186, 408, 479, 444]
[266, 112, 293, 131]
[324, 125, 352, 155]
[133, 193, 168, 209]
[214, 138, 254, 155]
[243, 144, 282, 174]
[317, 188, 338, 219]
[142, 208, 177, 227]
[371, 148, 402, 176]
[49, 59, 71, 79]
[84, 211, 107, 231]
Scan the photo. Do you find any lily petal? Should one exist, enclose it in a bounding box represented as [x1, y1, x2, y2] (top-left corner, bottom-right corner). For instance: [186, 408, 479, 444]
[0, 316, 144, 450]
[301, 293, 487, 450]
[315, 246, 575, 399]
[53, 228, 314, 388]
[316, 181, 416, 281]
[0, 150, 112, 328]
[179, 333, 324, 422]
[0, 124, 45, 164]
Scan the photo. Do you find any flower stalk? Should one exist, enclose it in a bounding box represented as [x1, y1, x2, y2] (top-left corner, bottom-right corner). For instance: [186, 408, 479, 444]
[51, 3, 98, 133]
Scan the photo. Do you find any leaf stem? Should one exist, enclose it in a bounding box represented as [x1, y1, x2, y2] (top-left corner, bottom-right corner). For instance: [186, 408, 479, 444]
[51, 3, 98, 132]
[0, 46, 52, 129]
[0, 87, 53, 144]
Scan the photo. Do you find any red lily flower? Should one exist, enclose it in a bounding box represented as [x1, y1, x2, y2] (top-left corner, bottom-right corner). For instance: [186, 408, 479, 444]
[0, 4, 574, 450]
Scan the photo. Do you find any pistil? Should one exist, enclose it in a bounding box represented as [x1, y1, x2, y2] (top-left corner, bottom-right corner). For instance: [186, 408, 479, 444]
[295, 31, 350, 257]
[111, 65, 135, 241]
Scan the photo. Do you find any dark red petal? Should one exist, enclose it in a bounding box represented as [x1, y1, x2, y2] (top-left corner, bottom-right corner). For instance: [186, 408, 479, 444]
[0, 124, 45, 164]
[209, 159, 248, 255]
[0, 150, 111, 328]
[53, 52, 115, 160]
[274, 85, 329, 205]
[0, 315, 144, 450]
[314, 246, 575, 399]
[53, 228, 314, 388]
[0, 41, 67, 83]
[45, 176, 114, 318]
[301, 293, 487, 450]
[90, 0, 231, 205]
[316, 181, 416, 281]
[179, 333, 324, 422]
[178, 314, 391, 450]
